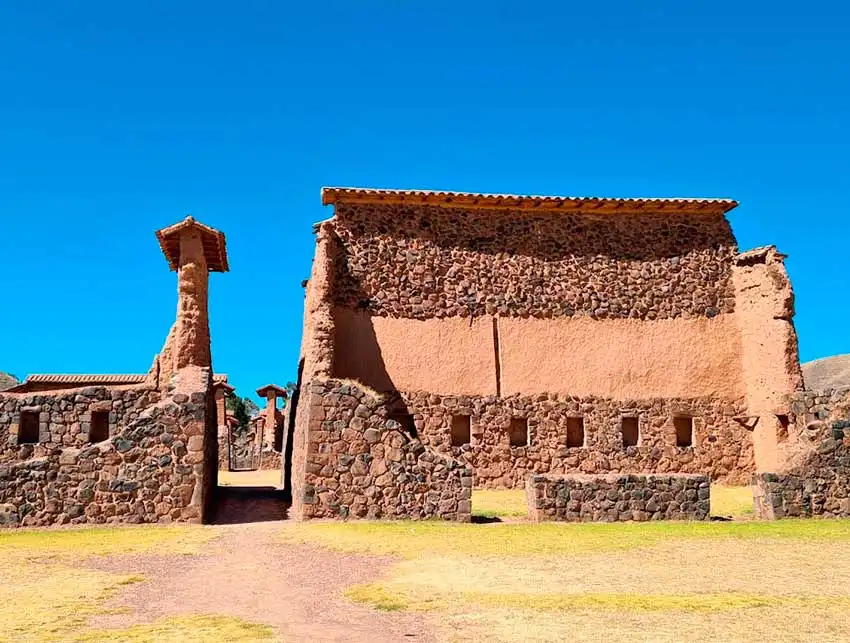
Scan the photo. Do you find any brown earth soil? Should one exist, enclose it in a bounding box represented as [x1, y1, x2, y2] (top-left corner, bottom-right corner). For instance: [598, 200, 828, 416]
[83, 522, 433, 642]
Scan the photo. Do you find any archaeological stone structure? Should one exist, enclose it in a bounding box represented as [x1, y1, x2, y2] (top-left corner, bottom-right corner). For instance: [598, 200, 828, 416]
[288, 186, 849, 522]
[526, 473, 711, 522]
[2, 187, 847, 527]
[0, 217, 228, 527]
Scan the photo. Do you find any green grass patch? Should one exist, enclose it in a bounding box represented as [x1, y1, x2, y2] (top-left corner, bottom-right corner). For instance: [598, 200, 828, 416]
[0, 525, 217, 558]
[283, 518, 850, 559]
[711, 485, 754, 518]
[75, 615, 274, 642]
[346, 585, 850, 614]
[473, 489, 527, 519]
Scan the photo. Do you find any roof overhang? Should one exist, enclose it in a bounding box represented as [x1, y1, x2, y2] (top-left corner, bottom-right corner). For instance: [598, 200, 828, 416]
[256, 384, 288, 399]
[156, 216, 229, 272]
[321, 187, 738, 214]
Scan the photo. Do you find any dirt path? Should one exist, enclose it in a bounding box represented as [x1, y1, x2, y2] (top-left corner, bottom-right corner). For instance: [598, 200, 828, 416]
[85, 522, 433, 642]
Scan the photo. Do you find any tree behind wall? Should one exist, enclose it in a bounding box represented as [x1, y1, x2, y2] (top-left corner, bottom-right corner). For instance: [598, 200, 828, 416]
[225, 393, 259, 429]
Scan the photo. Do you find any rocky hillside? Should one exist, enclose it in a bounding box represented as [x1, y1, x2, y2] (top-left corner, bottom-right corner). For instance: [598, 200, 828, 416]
[0, 372, 19, 391]
[802, 354, 850, 390]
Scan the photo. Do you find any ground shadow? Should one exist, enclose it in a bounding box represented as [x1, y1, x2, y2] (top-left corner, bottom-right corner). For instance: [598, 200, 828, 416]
[212, 486, 290, 525]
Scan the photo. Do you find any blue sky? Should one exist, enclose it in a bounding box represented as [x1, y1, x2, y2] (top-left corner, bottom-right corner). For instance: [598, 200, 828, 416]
[1, 1, 847, 403]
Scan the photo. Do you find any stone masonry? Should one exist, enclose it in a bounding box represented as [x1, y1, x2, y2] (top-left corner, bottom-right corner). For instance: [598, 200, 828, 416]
[332, 201, 737, 321]
[0, 379, 210, 527]
[287, 187, 804, 515]
[375, 391, 752, 487]
[290, 379, 472, 521]
[0, 216, 228, 527]
[526, 473, 711, 522]
[752, 388, 850, 519]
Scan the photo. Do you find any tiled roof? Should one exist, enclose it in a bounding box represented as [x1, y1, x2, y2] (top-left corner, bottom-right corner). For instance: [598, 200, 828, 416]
[17, 373, 228, 385]
[321, 187, 738, 214]
[256, 384, 288, 398]
[156, 216, 229, 272]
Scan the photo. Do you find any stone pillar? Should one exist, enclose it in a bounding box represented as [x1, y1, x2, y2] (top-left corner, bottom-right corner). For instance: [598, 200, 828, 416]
[215, 387, 227, 430]
[175, 228, 211, 369]
[264, 392, 276, 448]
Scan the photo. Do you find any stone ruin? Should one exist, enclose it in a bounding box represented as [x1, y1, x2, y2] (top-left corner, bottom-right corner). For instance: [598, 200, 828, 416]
[1, 187, 847, 527]
[0, 217, 228, 526]
[288, 187, 849, 522]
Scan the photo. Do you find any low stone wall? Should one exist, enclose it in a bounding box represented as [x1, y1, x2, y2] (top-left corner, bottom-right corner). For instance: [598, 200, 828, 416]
[752, 388, 850, 519]
[0, 376, 212, 527]
[526, 473, 710, 522]
[290, 379, 472, 521]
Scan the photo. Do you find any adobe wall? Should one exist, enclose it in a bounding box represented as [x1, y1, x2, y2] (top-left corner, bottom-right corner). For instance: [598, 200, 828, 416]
[289, 379, 472, 521]
[732, 247, 805, 471]
[366, 390, 753, 486]
[0, 370, 212, 527]
[526, 473, 710, 522]
[752, 388, 850, 519]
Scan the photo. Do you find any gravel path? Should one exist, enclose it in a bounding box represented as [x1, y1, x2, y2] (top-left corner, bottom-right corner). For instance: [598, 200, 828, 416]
[84, 521, 433, 642]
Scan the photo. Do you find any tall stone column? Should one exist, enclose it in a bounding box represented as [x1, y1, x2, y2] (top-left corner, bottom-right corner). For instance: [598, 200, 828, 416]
[256, 384, 288, 450]
[175, 227, 211, 369]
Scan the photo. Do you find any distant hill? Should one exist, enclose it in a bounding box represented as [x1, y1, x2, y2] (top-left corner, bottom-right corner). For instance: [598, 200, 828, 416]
[802, 354, 850, 390]
[0, 372, 19, 391]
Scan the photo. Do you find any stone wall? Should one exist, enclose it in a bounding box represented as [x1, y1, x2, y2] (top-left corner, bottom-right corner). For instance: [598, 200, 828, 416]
[333, 203, 737, 320]
[526, 473, 711, 522]
[378, 391, 753, 486]
[290, 379, 472, 521]
[0, 376, 211, 527]
[752, 388, 850, 519]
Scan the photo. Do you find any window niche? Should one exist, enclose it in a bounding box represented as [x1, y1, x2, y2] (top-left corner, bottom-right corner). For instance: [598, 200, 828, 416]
[509, 418, 528, 447]
[89, 411, 110, 443]
[18, 411, 40, 444]
[451, 415, 471, 447]
[566, 417, 585, 448]
[621, 416, 639, 447]
[776, 414, 790, 444]
[674, 416, 694, 447]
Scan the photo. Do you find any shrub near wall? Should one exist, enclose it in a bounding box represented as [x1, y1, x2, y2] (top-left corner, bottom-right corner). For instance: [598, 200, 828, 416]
[526, 473, 711, 522]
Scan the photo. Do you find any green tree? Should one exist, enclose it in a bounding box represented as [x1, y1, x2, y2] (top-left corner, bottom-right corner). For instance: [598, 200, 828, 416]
[225, 393, 259, 429]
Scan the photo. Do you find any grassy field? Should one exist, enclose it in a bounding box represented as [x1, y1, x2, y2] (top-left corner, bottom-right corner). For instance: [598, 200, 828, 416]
[0, 526, 272, 642]
[0, 486, 842, 642]
[284, 487, 850, 642]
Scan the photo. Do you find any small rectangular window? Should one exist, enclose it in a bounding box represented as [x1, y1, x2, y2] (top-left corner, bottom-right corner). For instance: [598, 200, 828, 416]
[389, 412, 417, 439]
[621, 417, 639, 447]
[509, 418, 528, 447]
[451, 415, 471, 446]
[567, 417, 584, 448]
[674, 416, 693, 447]
[19, 411, 40, 444]
[776, 414, 789, 444]
[90, 411, 110, 443]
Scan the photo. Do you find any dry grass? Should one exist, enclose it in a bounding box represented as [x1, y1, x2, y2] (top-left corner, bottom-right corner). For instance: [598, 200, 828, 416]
[0, 525, 271, 642]
[711, 484, 755, 518]
[75, 616, 273, 642]
[218, 469, 281, 488]
[472, 489, 527, 518]
[287, 488, 850, 642]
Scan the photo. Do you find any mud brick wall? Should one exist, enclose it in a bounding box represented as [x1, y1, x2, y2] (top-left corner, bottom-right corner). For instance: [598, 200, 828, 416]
[526, 473, 711, 522]
[752, 388, 850, 519]
[382, 391, 753, 486]
[290, 380, 472, 522]
[332, 203, 737, 320]
[0, 383, 211, 527]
